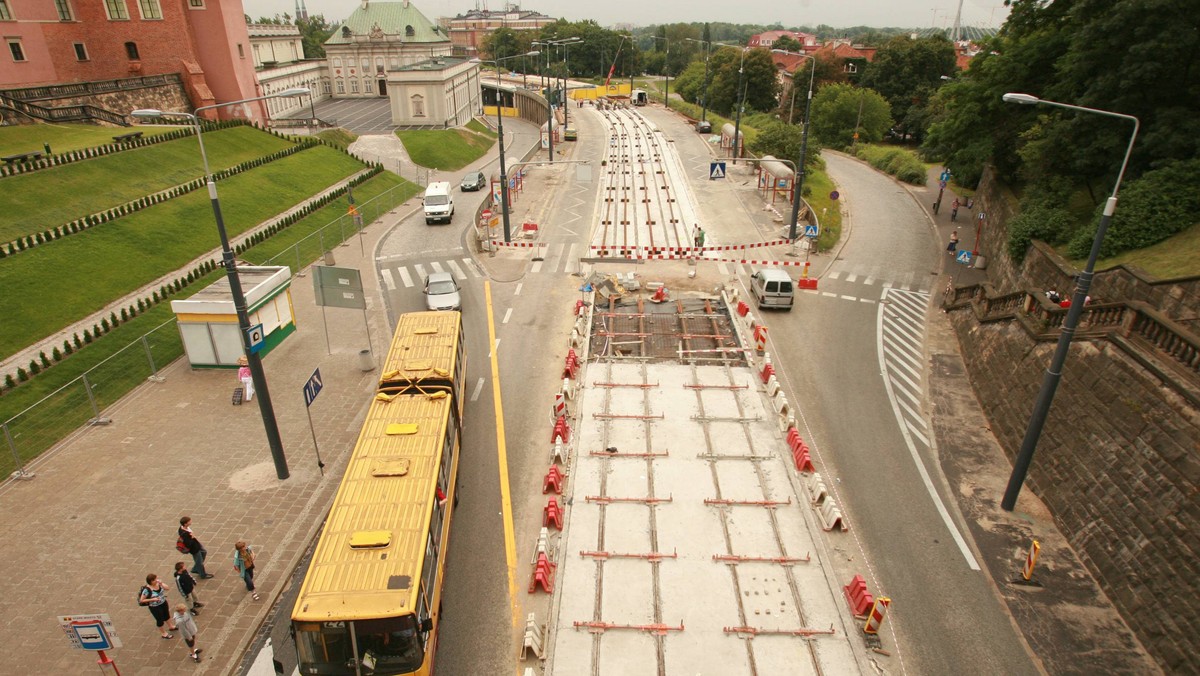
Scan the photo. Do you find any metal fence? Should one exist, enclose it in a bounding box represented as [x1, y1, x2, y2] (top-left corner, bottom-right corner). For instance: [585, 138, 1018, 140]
[1, 182, 419, 481]
[2, 321, 181, 480]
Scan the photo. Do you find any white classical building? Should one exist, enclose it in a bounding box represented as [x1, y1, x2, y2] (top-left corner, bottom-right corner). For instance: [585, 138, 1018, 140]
[323, 0, 454, 99]
[388, 57, 481, 127]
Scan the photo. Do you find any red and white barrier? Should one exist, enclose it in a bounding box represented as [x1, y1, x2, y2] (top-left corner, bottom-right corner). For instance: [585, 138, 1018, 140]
[1022, 539, 1040, 581]
[863, 597, 891, 634]
[843, 574, 874, 616]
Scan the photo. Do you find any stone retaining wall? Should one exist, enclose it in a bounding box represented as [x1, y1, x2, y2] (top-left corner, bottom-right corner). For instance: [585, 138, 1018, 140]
[947, 309, 1199, 673]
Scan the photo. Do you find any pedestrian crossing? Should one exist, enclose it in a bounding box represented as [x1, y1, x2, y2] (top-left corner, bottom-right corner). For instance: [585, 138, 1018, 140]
[379, 257, 483, 290]
[878, 287, 933, 448]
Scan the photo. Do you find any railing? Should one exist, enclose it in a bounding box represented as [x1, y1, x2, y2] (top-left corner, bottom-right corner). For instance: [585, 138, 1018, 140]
[1, 74, 181, 102]
[0, 93, 127, 126]
[1, 179, 419, 482]
[946, 282, 1200, 384]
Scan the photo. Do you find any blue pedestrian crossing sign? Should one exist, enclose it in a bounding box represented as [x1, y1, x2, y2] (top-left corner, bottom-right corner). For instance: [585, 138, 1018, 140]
[303, 368, 323, 407]
[709, 162, 726, 180]
[803, 224, 819, 238]
[956, 250, 973, 265]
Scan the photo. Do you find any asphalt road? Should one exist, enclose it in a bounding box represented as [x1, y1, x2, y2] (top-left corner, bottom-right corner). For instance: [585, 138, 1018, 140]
[760, 152, 1038, 675]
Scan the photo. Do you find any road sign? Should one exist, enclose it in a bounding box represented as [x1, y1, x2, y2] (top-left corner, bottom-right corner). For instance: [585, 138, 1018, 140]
[939, 180, 947, 189]
[58, 614, 122, 651]
[956, 250, 973, 265]
[709, 161, 726, 180]
[303, 368, 323, 407]
[804, 224, 819, 238]
[829, 190, 840, 200]
[940, 169, 951, 182]
[481, 209, 493, 220]
[245, 323, 265, 354]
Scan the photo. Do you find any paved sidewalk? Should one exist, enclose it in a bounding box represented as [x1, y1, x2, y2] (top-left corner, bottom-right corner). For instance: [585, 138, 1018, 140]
[0, 204, 405, 673]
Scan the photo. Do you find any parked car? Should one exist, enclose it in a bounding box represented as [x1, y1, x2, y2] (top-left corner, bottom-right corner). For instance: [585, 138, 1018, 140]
[695, 120, 712, 134]
[749, 269, 794, 311]
[423, 272, 462, 311]
[460, 171, 486, 192]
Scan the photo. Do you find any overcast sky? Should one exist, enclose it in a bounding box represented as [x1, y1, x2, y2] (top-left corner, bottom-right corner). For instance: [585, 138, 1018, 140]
[243, 0, 1010, 31]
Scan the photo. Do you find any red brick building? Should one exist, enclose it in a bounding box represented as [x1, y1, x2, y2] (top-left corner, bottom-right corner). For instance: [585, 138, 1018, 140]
[1, 0, 264, 121]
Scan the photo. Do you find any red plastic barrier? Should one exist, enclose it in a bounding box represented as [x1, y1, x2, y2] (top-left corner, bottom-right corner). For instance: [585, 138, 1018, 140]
[843, 575, 874, 616]
[544, 497, 564, 530]
[551, 416, 571, 443]
[529, 552, 557, 593]
[760, 363, 775, 383]
[736, 301, 749, 317]
[543, 465, 564, 494]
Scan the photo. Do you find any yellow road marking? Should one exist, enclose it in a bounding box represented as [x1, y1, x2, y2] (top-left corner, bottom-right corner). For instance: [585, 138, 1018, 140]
[484, 282, 520, 633]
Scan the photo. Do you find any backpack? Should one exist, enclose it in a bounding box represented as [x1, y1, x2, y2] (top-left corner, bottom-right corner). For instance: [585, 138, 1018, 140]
[176, 535, 189, 554]
[138, 585, 150, 605]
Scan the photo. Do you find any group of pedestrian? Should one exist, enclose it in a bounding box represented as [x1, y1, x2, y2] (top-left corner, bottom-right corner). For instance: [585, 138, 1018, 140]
[140, 516, 261, 663]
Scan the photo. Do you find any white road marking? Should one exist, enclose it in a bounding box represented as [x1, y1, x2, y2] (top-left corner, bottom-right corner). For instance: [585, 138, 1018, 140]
[381, 268, 396, 291]
[846, 274, 858, 283]
[863, 276, 876, 286]
[414, 263, 427, 281]
[447, 259, 467, 280]
[531, 259, 543, 273]
[503, 308, 512, 324]
[463, 258, 483, 277]
[841, 294, 857, 301]
[877, 289, 980, 570]
[398, 267, 414, 288]
[859, 297, 876, 304]
[431, 261, 445, 274]
[822, 292, 837, 298]
[471, 377, 485, 402]
[515, 283, 523, 296]
[564, 244, 579, 274]
[906, 420, 931, 447]
[828, 271, 841, 280]
[491, 338, 500, 357]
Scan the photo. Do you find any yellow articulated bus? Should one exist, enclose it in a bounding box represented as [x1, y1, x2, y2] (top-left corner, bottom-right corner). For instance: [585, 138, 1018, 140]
[292, 312, 464, 676]
[380, 311, 466, 413]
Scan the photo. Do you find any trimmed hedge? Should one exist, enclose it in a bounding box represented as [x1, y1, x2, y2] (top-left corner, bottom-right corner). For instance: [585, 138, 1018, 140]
[852, 144, 927, 185]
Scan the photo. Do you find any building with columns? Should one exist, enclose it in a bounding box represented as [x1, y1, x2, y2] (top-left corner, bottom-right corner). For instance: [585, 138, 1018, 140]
[323, 0, 453, 99]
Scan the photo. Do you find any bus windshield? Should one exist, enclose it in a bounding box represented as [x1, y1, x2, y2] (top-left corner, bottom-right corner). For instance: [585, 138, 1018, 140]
[295, 616, 424, 675]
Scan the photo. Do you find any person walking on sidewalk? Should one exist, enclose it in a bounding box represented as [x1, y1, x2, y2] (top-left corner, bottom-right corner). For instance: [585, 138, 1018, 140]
[233, 540, 260, 601]
[171, 603, 203, 663]
[174, 562, 204, 615]
[139, 573, 178, 639]
[946, 230, 959, 256]
[237, 356, 255, 401]
[178, 516, 213, 579]
[951, 198, 960, 222]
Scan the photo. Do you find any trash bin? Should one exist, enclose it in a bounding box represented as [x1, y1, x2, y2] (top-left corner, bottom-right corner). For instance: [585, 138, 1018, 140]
[358, 349, 375, 372]
[323, 250, 336, 265]
[973, 255, 987, 270]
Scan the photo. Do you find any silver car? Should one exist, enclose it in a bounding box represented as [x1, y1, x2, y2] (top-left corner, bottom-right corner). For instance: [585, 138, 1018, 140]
[423, 272, 461, 311]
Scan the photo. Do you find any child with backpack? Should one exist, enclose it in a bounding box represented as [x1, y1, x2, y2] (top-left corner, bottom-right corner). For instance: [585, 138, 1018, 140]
[233, 540, 260, 601]
[174, 562, 204, 616]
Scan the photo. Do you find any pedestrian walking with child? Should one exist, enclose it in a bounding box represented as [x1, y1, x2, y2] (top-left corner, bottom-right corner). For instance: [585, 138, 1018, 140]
[171, 603, 203, 662]
[178, 516, 213, 579]
[174, 562, 204, 615]
[138, 573, 177, 639]
[233, 540, 260, 601]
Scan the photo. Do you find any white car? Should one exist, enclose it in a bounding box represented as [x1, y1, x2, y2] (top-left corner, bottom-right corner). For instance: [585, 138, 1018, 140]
[423, 272, 461, 311]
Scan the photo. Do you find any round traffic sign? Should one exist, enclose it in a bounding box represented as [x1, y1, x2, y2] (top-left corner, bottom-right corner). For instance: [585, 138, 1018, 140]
[829, 190, 840, 201]
[482, 209, 493, 219]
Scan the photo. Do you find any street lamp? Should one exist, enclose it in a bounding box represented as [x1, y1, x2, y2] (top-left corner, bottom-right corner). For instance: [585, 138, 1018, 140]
[731, 46, 747, 164]
[648, 35, 670, 109]
[999, 92, 1140, 512]
[131, 86, 310, 481]
[557, 38, 583, 131]
[772, 49, 816, 242]
[533, 37, 580, 163]
[474, 52, 539, 243]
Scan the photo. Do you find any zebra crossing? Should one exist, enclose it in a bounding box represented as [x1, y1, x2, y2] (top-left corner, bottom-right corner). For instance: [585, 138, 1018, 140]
[378, 257, 483, 291]
[878, 287, 933, 448]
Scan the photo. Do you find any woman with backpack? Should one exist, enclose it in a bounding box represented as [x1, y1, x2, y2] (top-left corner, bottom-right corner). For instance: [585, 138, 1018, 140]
[138, 573, 178, 638]
[233, 541, 260, 601]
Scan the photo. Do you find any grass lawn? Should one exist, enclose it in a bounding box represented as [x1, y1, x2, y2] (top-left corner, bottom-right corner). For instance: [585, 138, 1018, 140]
[0, 170, 411, 476]
[0, 122, 185, 157]
[396, 128, 494, 171]
[0, 144, 364, 357]
[803, 167, 842, 252]
[244, 172, 421, 267]
[466, 118, 497, 138]
[0, 127, 294, 243]
[1069, 222, 1200, 280]
[315, 128, 358, 150]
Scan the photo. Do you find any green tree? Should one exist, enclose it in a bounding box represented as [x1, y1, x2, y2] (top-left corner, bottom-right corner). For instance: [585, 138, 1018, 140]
[810, 83, 891, 148]
[772, 35, 802, 53]
[860, 35, 956, 142]
[707, 47, 779, 117]
[747, 121, 821, 175]
[297, 15, 334, 59]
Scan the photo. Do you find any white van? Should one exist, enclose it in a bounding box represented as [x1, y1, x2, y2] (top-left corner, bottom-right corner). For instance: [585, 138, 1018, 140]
[750, 269, 795, 311]
[423, 182, 454, 224]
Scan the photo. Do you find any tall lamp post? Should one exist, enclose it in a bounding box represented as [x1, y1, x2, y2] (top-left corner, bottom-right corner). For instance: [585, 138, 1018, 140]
[772, 49, 816, 241]
[731, 46, 747, 164]
[999, 93, 1139, 512]
[132, 87, 311, 481]
[558, 37, 583, 130]
[685, 38, 714, 125]
[476, 51, 540, 243]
